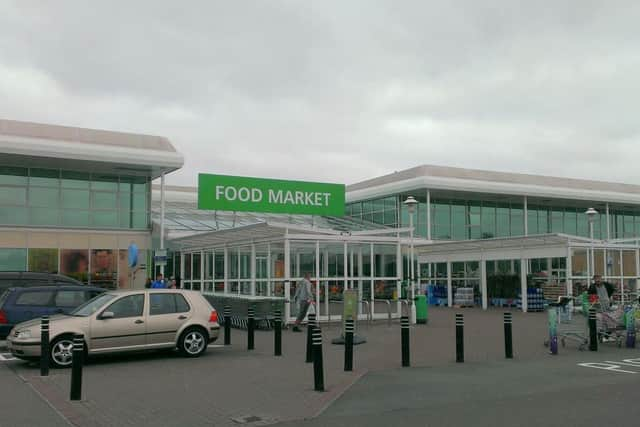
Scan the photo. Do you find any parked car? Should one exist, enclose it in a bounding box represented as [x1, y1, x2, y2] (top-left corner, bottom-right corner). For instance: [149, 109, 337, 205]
[6, 289, 220, 367]
[0, 272, 84, 294]
[0, 285, 104, 339]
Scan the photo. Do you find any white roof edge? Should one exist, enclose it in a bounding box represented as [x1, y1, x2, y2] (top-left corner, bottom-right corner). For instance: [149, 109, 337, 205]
[0, 135, 184, 172]
[346, 175, 640, 205]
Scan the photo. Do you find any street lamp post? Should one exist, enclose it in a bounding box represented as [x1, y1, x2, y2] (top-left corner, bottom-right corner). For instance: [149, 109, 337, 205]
[585, 208, 599, 285]
[404, 196, 418, 324]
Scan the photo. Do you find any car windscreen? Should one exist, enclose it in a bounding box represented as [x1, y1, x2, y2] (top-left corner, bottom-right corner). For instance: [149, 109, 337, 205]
[70, 293, 117, 317]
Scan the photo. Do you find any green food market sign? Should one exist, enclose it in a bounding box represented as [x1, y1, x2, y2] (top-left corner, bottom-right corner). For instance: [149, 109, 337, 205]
[198, 173, 345, 216]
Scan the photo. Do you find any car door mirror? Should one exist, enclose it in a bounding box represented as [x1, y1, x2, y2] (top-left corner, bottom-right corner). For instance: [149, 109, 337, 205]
[100, 311, 115, 320]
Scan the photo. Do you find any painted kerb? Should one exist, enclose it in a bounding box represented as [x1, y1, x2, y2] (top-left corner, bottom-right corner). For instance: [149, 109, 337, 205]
[198, 174, 345, 216]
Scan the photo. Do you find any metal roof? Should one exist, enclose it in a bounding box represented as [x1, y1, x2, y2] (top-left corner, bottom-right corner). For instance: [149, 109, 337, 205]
[0, 119, 183, 179]
[346, 164, 640, 205]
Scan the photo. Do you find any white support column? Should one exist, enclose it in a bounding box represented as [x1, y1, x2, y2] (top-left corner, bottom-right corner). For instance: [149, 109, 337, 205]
[370, 243, 375, 317]
[481, 259, 488, 310]
[180, 252, 185, 287]
[567, 247, 573, 297]
[619, 249, 624, 305]
[635, 248, 640, 296]
[284, 237, 291, 322]
[350, 249, 355, 290]
[211, 250, 215, 294]
[358, 248, 363, 314]
[447, 261, 453, 307]
[546, 258, 553, 281]
[267, 243, 272, 297]
[510, 260, 515, 275]
[324, 249, 329, 318]
[295, 252, 301, 278]
[315, 241, 320, 317]
[237, 248, 241, 295]
[200, 250, 205, 293]
[520, 258, 528, 312]
[523, 196, 528, 236]
[223, 246, 229, 294]
[396, 241, 402, 316]
[250, 243, 256, 296]
[426, 189, 432, 241]
[343, 241, 348, 290]
[606, 203, 610, 241]
[160, 172, 166, 276]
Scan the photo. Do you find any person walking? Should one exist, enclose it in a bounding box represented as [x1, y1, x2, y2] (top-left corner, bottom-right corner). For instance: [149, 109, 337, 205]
[292, 272, 314, 332]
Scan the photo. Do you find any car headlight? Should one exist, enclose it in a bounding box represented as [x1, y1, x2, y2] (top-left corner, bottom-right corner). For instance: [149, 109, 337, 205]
[16, 330, 32, 339]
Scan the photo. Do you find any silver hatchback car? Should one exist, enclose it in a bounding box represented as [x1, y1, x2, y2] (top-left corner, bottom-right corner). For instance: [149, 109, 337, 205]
[7, 289, 220, 368]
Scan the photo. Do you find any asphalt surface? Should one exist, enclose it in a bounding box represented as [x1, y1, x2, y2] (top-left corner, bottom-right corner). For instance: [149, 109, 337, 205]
[1, 309, 639, 427]
[274, 346, 640, 427]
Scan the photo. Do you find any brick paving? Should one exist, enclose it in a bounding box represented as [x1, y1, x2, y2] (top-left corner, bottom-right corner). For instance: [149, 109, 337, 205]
[1, 308, 551, 426]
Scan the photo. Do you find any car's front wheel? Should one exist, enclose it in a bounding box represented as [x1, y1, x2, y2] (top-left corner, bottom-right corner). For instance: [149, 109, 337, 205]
[178, 328, 208, 357]
[50, 335, 76, 368]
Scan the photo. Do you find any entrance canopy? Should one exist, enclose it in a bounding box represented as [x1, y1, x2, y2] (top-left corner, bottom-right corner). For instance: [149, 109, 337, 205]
[416, 233, 640, 312]
[166, 210, 414, 323]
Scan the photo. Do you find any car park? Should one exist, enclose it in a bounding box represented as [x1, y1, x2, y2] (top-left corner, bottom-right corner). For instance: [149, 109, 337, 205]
[6, 289, 220, 368]
[0, 285, 104, 339]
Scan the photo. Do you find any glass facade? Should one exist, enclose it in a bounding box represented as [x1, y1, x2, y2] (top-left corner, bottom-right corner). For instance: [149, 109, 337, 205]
[0, 166, 150, 229]
[347, 191, 640, 241]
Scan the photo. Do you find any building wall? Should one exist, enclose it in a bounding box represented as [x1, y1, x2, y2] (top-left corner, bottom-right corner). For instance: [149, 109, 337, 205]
[0, 229, 151, 289]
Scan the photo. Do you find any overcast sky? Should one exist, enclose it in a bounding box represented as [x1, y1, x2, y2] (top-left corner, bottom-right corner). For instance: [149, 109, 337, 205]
[1, 1, 640, 186]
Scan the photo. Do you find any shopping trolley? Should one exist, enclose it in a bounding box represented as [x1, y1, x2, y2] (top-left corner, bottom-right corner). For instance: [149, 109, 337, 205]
[544, 296, 588, 351]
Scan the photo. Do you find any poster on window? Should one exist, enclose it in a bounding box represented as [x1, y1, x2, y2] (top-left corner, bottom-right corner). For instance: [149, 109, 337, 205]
[60, 249, 89, 283]
[28, 248, 59, 273]
[91, 249, 117, 289]
[118, 249, 146, 289]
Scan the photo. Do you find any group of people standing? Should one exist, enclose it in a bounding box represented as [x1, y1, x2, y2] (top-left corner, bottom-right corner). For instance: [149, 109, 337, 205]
[145, 273, 178, 289]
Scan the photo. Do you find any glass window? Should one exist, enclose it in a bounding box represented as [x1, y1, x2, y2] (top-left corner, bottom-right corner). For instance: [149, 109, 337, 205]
[91, 211, 119, 228]
[132, 212, 148, 228]
[511, 205, 524, 236]
[564, 210, 577, 236]
[383, 209, 396, 225]
[62, 210, 90, 227]
[15, 290, 55, 306]
[29, 187, 60, 208]
[119, 192, 132, 210]
[30, 207, 59, 226]
[29, 169, 59, 187]
[149, 293, 191, 315]
[150, 293, 177, 315]
[527, 208, 538, 235]
[132, 182, 147, 194]
[104, 294, 144, 318]
[0, 166, 28, 185]
[55, 290, 88, 307]
[175, 294, 190, 312]
[91, 175, 118, 191]
[0, 206, 28, 225]
[384, 197, 397, 210]
[92, 192, 117, 209]
[132, 193, 147, 212]
[62, 189, 90, 209]
[72, 293, 117, 316]
[0, 248, 27, 271]
[28, 248, 59, 273]
[61, 171, 90, 189]
[0, 186, 27, 205]
[350, 203, 362, 216]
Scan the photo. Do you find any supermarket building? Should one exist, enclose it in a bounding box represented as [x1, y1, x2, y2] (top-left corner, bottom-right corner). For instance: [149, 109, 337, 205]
[2, 119, 640, 319]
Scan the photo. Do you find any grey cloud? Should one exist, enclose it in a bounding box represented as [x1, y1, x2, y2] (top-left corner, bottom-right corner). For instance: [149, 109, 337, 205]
[1, 0, 640, 188]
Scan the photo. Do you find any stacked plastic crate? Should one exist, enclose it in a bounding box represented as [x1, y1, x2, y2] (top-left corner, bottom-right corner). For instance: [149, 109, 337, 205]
[454, 287, 474, 307]
[516, 288, 545, 312]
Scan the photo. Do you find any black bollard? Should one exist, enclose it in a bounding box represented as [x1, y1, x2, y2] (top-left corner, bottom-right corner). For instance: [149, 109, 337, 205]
[312, 326, 324, 392]
[504, 312, 513, 359]
[306, 312, 316, 363]
[69, 334, 84, 401]
[589, 308, 598, 352]
[247, 306, 255, 351]
[274, 309, 282, 356]
[455, 313, 464, 363]
[40, 316, 50, 377]
[344, 317, 354, 371]
[401, 315, 410, 367]
[224, 305, 231, 346]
